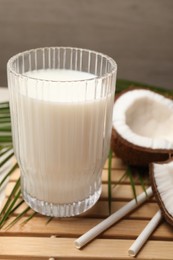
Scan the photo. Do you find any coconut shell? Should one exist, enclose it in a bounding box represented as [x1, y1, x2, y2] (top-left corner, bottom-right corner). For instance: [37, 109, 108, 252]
[150, 158, 173, 226]
[111, 128, 170, 167]
[111, 88, 173, 167]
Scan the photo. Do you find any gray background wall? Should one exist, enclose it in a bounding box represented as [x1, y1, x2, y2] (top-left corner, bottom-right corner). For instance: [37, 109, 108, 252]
[0, 0, 173, 89]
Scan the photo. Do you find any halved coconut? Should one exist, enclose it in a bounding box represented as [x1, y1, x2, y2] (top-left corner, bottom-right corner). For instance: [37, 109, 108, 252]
[112, 89, 173, 166]
[150, 159, 173, 225]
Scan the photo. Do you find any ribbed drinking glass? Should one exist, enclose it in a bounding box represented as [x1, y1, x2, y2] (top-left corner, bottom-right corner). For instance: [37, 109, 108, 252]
[7, 47, 117, 217]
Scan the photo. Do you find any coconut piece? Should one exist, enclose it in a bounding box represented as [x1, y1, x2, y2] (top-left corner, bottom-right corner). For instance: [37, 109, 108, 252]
[150, 159, 173, 225]
[112, 89, 173, 166]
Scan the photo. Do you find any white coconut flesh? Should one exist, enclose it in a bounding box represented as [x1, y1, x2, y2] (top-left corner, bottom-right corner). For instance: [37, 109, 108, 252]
[152, 161, 173, 217]
[113, 89, 173, 150]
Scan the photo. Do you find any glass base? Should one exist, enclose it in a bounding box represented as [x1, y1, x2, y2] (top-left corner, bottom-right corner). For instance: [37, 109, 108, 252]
[22, 187, 101, 217]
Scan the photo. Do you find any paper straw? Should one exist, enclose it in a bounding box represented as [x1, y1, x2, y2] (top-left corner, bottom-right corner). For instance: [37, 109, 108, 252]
[128, 210, 162, 256]
[74, 186, 153, 249]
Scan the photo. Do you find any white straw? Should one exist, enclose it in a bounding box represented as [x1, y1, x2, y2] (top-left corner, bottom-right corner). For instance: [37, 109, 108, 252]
[128, 210, 162, 257]
[75, 187, 153, 249]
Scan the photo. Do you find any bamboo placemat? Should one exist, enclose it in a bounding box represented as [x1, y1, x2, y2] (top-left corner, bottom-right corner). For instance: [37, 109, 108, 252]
[1, 155, 173, 260]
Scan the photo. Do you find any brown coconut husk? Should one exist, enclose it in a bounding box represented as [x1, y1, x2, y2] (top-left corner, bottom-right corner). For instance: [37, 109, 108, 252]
[111, 126, 171, 167]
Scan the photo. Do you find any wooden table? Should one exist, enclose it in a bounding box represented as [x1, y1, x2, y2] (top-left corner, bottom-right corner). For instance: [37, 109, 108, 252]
[0, 155, 173, 259]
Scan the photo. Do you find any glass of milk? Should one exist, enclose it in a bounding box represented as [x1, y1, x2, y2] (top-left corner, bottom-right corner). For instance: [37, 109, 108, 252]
[7, 47, 117, 217]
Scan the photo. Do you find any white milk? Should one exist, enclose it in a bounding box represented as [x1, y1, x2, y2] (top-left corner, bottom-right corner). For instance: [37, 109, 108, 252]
[15, 69, 113, 204]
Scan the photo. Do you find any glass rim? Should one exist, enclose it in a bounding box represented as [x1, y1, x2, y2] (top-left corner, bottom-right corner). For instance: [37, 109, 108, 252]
[7, 46, 117, 83]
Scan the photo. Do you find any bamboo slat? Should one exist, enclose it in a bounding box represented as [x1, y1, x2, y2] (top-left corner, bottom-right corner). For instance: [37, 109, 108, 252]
[5, 182, 150, 201]
[1, 198, 158, 219]
[1, 217, 173, 240]
[1, 237, 173, 260]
